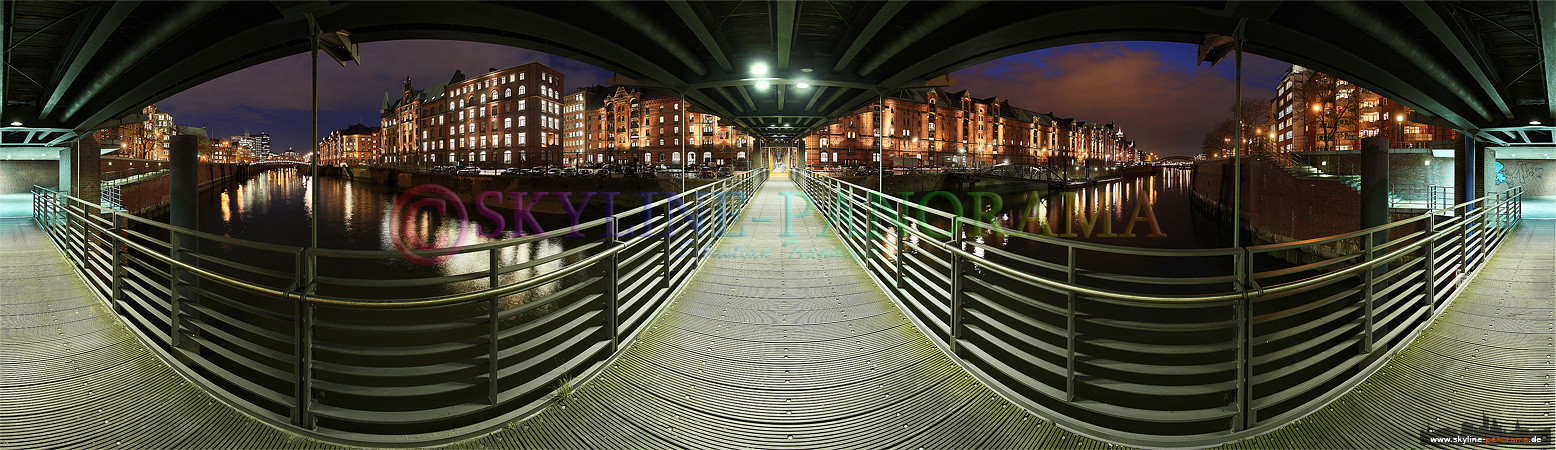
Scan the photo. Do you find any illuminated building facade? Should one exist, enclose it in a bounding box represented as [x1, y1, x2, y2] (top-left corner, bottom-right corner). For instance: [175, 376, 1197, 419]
[571, 86, 754, 167]
[1273, 65, 1460, 153]
[801, 89, 1133, 168]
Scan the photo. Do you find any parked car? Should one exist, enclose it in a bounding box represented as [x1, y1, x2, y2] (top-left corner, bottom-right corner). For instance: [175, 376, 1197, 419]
[717, 166, 733, 178]
[456, 166, 481, 175]
[500, 167, 523, 176]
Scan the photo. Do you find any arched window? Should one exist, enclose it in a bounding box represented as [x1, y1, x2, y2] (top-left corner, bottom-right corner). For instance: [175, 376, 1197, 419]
[671, 152, 681, 162]
[504, 88, 511, 98]
[504, 150, 512, 163]
[737, 151, 746, 159]
[480, 94, 487, 103]
[644, 152, 651, 162]
[702, 126, 712, 133]
[703, 151, 712, 160]
[821, 152, 829, 163]
[686, 151, 695, 162]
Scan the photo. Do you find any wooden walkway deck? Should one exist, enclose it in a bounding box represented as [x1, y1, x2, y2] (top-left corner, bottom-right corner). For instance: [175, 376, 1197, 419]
[2, 186, 1550, 449]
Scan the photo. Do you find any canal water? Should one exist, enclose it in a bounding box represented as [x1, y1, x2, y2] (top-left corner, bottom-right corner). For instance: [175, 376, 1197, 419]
[905, 168, 1291, 296]
[154, 167, 631, 306]
[158, 167, 1275, 302]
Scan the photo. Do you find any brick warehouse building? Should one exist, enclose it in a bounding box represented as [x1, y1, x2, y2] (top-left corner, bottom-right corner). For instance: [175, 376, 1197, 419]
[381, 62, 567, 168]
[1273, 65, 1460, 154]
[320, 123, 381, 166]
[801, 88, 1138, 169]
[566, 86, 756, 167]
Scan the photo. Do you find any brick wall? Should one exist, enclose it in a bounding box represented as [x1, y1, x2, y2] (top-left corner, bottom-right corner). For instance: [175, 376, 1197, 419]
[1193, 156, 1363, 258]
[0, 160, 61, 193]
[1497, 159, 1556, 196]
[117, 162, 248, 216]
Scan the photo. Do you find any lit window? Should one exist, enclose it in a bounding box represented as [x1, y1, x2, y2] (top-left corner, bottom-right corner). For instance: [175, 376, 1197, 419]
[504, 150, 512, 163]
[505, 118, 512, 129]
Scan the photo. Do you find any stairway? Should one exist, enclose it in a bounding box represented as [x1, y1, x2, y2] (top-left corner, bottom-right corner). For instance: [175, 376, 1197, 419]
[1261, 150, 1407, 206]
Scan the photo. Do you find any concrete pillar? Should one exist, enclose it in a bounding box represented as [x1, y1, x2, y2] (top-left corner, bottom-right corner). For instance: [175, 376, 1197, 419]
[1363, 133, 1400, 347]
[1360, 136, 1390, 232]
[59, 148, 72, 195]
[1456, 135, 1486, 207]
[169, 135, 200, 357]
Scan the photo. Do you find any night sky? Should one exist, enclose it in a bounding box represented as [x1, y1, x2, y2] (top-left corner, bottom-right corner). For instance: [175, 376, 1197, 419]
[157, 40, 1290, 157]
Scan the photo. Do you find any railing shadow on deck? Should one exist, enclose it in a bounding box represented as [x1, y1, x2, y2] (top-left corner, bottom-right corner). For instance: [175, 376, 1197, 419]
[29, 169, 767, 446]
[789, 168, 1522, 448]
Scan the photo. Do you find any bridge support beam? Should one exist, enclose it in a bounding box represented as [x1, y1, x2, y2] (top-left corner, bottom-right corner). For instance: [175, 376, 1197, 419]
[169, 134, 200, 361]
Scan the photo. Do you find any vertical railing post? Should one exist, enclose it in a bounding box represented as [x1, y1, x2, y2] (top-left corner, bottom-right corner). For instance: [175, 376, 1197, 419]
[169, 230, 184, 349]
[948, 218, 965, 356]
[1362, 232, 1375, 355]
[1065, 245, 1077, 402]
[1457, 203, 1469, 284]
[607, 219, 620, 354]
[1233, 249, 1253, 431]
[292, 249, 315, 430]
[73, 200, 87, 269]
[111, 213, 126, 314]
[488, 249, 501, 405]
[689, 192, 702, 271]
[661, 197, 673, 292]
[894, 201, 905, 290]
[1424, 213, 1437, 310]
[1475, 198, 1487, 271]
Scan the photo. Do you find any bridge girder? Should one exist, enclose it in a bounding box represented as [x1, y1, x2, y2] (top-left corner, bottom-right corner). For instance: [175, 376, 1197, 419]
[2, 1, 1553, 150]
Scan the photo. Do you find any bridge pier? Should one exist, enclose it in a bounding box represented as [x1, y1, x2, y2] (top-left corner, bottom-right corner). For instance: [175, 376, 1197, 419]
[169, 134, 201, 362]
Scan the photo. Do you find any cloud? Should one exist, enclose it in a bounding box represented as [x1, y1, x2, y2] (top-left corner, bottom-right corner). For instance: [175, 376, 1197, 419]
[157, 40, 613, 152]
[950, 42, 1287, 157]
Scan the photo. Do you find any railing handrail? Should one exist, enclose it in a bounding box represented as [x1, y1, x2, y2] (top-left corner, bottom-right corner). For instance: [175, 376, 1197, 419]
[31, 168, 770, 445]
[29, 169, 765, 309]
[786, 166, 1522, 448]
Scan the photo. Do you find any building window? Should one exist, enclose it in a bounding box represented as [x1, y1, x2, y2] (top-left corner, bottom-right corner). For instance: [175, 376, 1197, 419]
[504, 150, 512, 163]
[737, 151, 746, 159]
[672, 152, 681, 162]
[505, 118, 512, 129]
[518, 116, 527, 127]
[644, 152, 651, 162]
[518, 85, 526, 95]
[821, 152, 829, 163]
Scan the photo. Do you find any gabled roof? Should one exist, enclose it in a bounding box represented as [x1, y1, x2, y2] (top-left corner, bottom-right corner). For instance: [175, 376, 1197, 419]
[340, 123, 378, 136]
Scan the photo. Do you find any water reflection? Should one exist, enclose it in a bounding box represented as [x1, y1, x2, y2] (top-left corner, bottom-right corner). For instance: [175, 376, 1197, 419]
[191, 167, 594, 307]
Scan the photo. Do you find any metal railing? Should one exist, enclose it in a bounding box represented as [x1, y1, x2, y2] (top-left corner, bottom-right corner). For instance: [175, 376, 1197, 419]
[31, 168, 767, 445]
[789, 168, 1521, 448]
